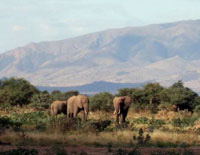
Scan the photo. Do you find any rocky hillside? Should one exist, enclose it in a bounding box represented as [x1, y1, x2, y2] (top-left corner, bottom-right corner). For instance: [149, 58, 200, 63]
[1, 19, 200, 92]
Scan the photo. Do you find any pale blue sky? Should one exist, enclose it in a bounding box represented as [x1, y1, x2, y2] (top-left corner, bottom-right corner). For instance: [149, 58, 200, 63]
[1, 0, 200, 53]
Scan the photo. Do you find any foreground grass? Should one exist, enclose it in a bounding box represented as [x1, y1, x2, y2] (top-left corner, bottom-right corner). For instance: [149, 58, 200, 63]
[1, 129, 200, 148]
[1, 107, 200, 148]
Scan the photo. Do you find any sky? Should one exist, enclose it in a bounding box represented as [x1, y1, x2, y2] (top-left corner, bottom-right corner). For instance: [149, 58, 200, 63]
[1, 0, 200, 54]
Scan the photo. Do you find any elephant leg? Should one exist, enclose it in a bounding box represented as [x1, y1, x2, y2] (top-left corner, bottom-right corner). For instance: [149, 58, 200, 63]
[121, 113, 125, 123]
[115, 114, 120, 124]
[121, 108, 128, 123]
[73, 107, 78, 118]
[68, 113, 73, 119]
[67, 113, 70, 119]
[81, 110, 86, 122]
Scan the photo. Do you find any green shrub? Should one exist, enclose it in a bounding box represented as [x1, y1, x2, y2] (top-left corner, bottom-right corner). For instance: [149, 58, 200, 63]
[0, 116, 22, 134]
[90, 92, 114, 112]
[51, 90, 79, 101]
[30, 92, 53, 109]
[10, 111, 51, 125]
[148, 118, 166, 129]
[171, 117, 197, 128]
[194, 105, 200, 113]
[90, 120, 112, 132]
[133, 117, 149, 124]
[0, 78, 39, 107]
[132, 117, 165, 129]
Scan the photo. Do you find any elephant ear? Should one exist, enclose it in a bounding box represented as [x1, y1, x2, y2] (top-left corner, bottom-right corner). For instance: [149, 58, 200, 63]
[120, 97, 126, 103]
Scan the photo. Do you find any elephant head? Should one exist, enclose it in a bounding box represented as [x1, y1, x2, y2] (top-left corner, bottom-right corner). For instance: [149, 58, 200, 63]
[50, 100, 67, 116]
[67, 95, 89, 122]
[113, 96, 132, 123]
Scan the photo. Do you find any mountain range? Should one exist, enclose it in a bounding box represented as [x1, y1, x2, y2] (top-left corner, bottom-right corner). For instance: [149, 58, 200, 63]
[1, 19, 200, 92]
[37, 81, 146, 94]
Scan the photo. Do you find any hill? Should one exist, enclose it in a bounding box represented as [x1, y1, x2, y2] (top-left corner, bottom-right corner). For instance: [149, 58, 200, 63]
[1, 19, 200, 91]
[37, 81, 146, 94]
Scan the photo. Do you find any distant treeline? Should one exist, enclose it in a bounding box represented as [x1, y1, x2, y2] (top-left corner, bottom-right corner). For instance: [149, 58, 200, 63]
[0, 77, 200, 113]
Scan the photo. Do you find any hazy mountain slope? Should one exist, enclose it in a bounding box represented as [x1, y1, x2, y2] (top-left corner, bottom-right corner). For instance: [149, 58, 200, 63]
[37, 81, 147, 94]
[1, 19, 200, 91]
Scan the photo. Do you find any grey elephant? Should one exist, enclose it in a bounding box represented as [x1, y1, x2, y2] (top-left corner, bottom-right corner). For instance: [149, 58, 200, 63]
[50, 100, 67, 116]
[67, 95, 89, 122]
[113, 96, 132, 123]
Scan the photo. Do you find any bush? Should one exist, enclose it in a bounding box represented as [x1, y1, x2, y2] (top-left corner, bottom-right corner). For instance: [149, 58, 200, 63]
[132, 117, 165, 129]
[30, 92, 53, 109]
[90, 120, 112, 132]
[171, 117, 198, 128]
[148, 118, 166, 129]
[9, 111, 51, 131]
[0, 78, 39, 107]
[90, 92, 114, 111]
[133, 117, 149, 124]
[160, 81, 198, 111]
[0, 116, 22, 134]
[51, 90, 79, 101]
[194, 105, 200, 113]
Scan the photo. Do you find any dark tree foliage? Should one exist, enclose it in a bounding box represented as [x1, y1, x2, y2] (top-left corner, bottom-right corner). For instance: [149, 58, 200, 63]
[160, 80, 198, 111]
[51, 90, 79, 101]
[117, 81, 200, 112]
[90, 92, 114, 111]
[0, 77, 39, 107]
[31, 91, 53, 109]
[118, 83, 164, 112]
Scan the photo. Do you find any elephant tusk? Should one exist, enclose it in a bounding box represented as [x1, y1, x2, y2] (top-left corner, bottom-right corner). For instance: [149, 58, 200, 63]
[113, 110, 116, 115]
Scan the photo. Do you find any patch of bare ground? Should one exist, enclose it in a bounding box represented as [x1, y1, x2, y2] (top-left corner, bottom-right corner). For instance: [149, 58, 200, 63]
[0, 146, 200, 155]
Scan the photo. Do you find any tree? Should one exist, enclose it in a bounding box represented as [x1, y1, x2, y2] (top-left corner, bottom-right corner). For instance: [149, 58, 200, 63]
[143, 83, 164, 105]
[51, 90, 79, 101]
[90, 92, 114, 111]
[117, 88, 136, 96]
[31, 91, 53, 109]
[117, 83, 164, 112]
[160, 81, 198, 111]
[0, 77, 39, 107]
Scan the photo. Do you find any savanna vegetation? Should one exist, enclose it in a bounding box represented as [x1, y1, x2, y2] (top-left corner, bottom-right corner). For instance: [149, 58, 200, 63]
[1, 77, 200, 154]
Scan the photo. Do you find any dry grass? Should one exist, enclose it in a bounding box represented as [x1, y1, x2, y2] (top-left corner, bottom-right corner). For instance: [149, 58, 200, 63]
[1, 107, 200, 147]
[2, 129, 200, 147]
[155, 110, 193, 121]
[151, 130, 200, 145]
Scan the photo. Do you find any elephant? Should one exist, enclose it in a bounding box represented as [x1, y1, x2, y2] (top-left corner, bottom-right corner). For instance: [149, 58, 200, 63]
[113, 96, 132, 123]
[50, 100, 67, 116]
[67, 95, 89, 122]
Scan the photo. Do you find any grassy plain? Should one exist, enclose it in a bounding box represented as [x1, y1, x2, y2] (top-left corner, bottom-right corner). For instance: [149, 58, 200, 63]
[1, 107, 200, 154]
